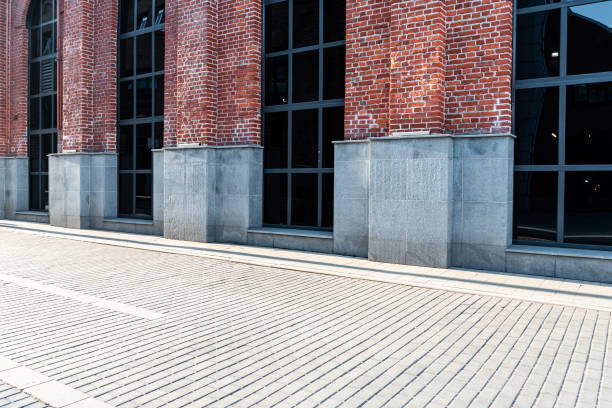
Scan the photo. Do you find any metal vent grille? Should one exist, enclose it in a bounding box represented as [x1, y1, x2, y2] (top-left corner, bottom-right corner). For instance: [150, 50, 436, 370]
[40, 60, 54, 93]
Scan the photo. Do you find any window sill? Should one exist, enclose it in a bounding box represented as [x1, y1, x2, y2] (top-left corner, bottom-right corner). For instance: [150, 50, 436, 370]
[507, 245, 612, 261]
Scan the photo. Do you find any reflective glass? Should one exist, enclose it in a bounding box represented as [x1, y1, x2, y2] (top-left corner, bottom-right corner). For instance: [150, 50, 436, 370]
[155, 0, 165, 24]
[41, 24, 53, 55]
[322, 173, 333, 228]
[155, 75, 164, 116]
[136, 34, 152, 75]
[121, 0, 135, 33]
[136, 78, 153, 117]
[264, 174, 288, 225]
[265, 56, 288, 105]
[324, 0, 345, 42]
[136, 123, 152, 170]
[155, 31, 165, 71]
[514, 172, 558, 242]
[41, 175, 49, 211]
[30, 98, 40, 131]
[30, 28, 40, 59]
[323, 107, 344, 168]
[29, 0, 41, 27]
[515, 87, 559, 165]
[154, 122, 164, 149]
[120, 81, 134, 120]
[135, 174, 152, 216]
[294, 0, 318, 48]
[30, 134, 40, 173]
[516, 10, 560, 79]
[565, 172, 612, 246]
[41, 133, 53, 172]
[30, 63, 40, 95]
[568, 1, 612, 75]
[137, 0, 152, 29]
[291, 173, 318, 227]
[293, 51, 318, 102]
[41, 95, 53, 129]
[30, 176, 41, 211]
[566, 82, 612, 165]
[264, 112, 288, 169]
[42, 0, 53, 22]
[119, 126, 134, 170]
[517, 0, 558, 9]
[265, 2, 288, 53]
[119, 174, 134, 215]
[292, 109, 318, 168]
[120, 38, 134, 77]
[323, 46, 345, 100]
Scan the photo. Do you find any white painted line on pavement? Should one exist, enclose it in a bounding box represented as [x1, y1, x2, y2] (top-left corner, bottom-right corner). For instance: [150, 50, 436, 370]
[0, 273, 164, 320]
[0, 355, 116, 408]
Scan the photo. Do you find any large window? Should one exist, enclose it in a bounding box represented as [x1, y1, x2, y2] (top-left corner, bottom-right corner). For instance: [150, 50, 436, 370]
[514, 0, 612, 247]
[263, 0, 345, 230]
[27, 0, 57, 212]
[118, 0, 165, 218]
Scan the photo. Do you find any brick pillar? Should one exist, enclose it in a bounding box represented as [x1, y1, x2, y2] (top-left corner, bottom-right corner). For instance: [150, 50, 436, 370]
[388, 0, 447, 134]
[165, 0, 218, 147]
[0, 0, 7, 156]
[61, 0, 94, 152]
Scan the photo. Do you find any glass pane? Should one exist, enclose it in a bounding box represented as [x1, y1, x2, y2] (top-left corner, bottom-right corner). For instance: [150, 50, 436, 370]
[293, 51, 318, 103]
[291, 173, 318, 227]
[30, 98, 40, 131]
[53, 22, 57, 53]
[516, 10, 560, 80]
[155, 0, 165, 24]
[135, 174, 152, 216]
[566, 82, 612, 164]
[120, 81, 134, 120]
[323, 46, 345, 100]
[565, 172, 612, 246]
[136, 123, 153, 170]
[515, 87, 559, 165]
[119, 125, 134, 170]
[568, 1, 612, 75]
[120, 38, 134, 78]
[155, 75, 164, 116]
[264, 174, 288, 225]
[41, 95, 52, 129]
[119, 174, 134, 215]
[517, 0, 558, 9]
[322, 173, 333, 228]
[41, 24, 53, 55]
[41, 133, 52, 172]
[121, 0, 135, 33]
[30, 175, 41, 211]
[42, 0, 53, 23]
[323, 107, 343, 168]
[41, 175, 49, 211]
[30, 62, 40, 95]
[292, 109, 318, 168]
[29, 0, 41, 27]
[513, 172, 557, 242]
[155, 30, 165, 71]
[265, 2, 288, 53]
[137, 0, 152, 30]
[30, 28, 40, 59]
[154, 122, 164, 149]
[136, 78, 153, 117]
[52, 94, 57, 128]
[30, 134, 40, 173]
[324, 0, 345, 42]
[136, 34, 152, 74]
[264, 112, 288, 169]
[265, 55, 288, 105]
[293, 0, 318, 48]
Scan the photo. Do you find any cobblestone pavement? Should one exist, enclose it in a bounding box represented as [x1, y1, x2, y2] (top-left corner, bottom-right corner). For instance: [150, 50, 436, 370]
[0, 228, 610, 408]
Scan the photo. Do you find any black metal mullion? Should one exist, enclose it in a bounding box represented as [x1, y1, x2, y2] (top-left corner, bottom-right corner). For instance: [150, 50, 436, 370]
[287, 0, 294, 225]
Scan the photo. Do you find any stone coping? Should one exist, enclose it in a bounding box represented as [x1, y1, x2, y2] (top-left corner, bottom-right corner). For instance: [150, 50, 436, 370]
[47, 152, 118, 157]
[104, 218, 154, 226]
[507, 244, 612, 261]
[248, 227, 333, 239]
[156, 144, 263, 152]
[333, 132, 516, 144]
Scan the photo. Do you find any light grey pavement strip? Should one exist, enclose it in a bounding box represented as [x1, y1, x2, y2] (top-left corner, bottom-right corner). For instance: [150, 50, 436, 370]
[0, 228, 611, 407]
[0, 273, 163, 321]
[0, 356, 113, 408]
[0, 220, 611, 313]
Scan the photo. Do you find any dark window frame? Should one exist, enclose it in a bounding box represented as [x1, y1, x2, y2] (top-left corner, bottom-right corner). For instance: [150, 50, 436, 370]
[117, 0, 164, 219]
[262, 0, 345, 230]
[27, 0, 58, 212]
[513, 0, 612, 249]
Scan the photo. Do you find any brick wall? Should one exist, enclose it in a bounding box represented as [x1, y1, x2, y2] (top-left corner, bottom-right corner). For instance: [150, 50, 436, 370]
[0, 1, 7, 155]
[0, 0, 512, 155]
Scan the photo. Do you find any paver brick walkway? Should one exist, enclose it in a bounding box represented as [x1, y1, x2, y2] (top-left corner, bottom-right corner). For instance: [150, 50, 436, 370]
[0, 227, 611, 407]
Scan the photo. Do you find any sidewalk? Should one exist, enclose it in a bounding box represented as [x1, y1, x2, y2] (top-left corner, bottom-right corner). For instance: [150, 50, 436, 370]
[1, 219, 611, 313]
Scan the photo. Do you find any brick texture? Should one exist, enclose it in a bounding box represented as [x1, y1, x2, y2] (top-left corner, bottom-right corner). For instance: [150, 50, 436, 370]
[1, 0, 513, 155]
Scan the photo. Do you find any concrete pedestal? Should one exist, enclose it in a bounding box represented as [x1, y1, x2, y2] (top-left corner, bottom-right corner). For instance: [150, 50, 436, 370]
[0, 157, 29, 219]
[162, 145, 263, 243]
[48, 153, 117, 229]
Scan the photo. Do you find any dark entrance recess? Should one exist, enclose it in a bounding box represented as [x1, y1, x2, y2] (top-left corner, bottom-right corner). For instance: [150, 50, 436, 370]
[263, 0, 346, 230]
[118, 0, 165, 218]
[27, 0, 58, 211]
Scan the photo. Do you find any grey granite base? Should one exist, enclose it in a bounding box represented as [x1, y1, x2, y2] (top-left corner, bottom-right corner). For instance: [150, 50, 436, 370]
[1, 157, 29, 219]
[48, 153, 117, 229]
[161, 145, 263, 244]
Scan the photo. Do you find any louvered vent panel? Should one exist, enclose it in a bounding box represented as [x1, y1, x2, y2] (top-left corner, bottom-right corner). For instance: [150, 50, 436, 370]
[40, 60, 54, 93]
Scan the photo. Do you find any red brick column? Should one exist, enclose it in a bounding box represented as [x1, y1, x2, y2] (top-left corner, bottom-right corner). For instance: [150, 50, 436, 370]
[92, 0, 118, 152]
[0, 0, 8, 156]
[345, 0, 391, 141]
[388, 0, 447, 134]
[217, 0, 261, 146]
[61, 0, 94, 152]
[445, 0, 512, 134]
[165, 0, 218, 147]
